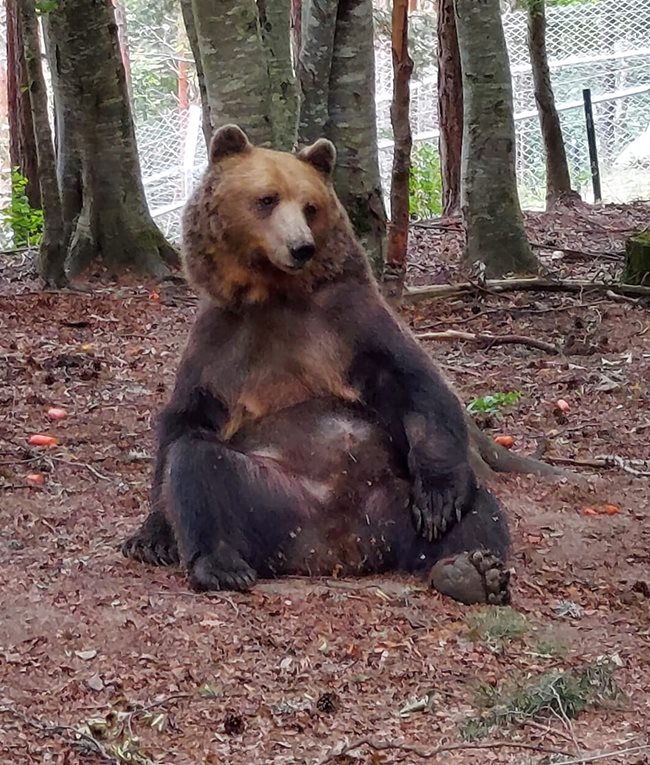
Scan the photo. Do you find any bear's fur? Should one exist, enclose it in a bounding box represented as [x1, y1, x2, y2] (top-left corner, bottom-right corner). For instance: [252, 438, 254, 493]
[122, 125, 511, 604]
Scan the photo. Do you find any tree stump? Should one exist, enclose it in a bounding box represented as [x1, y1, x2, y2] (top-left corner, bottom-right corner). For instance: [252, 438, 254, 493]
[623, 231, 650, 285]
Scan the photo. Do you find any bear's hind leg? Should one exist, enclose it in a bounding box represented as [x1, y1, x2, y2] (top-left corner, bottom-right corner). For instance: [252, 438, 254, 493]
[164, 434, 306, 592]
[426, 487, 511, 605]
[122, 509, 179, 567]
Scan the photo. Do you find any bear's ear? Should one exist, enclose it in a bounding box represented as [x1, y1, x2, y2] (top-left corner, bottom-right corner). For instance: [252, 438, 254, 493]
[297, 139, 336, 177]
[210, 125, 252, 164]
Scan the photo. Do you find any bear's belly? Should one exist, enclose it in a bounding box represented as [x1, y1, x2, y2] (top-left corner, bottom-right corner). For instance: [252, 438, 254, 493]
[229, 398, 413, 576]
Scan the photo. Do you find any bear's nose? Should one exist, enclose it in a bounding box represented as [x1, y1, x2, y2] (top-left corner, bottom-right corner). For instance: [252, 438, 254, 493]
[290, 243, 315, 265]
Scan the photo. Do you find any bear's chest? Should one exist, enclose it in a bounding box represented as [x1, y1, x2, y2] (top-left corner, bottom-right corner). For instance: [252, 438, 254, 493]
[202, 306, 359, 439]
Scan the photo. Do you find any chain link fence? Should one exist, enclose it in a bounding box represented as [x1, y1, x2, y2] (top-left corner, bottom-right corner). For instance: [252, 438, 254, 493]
[1, 0, 649, 246]
[375, 0, 650, 212]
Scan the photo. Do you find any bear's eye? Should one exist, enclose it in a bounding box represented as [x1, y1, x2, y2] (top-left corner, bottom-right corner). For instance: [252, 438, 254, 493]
[304, 203, 318, 222]
[257, 194, 278, 211]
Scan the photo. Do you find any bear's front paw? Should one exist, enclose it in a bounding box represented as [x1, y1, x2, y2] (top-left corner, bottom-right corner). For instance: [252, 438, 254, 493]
[188, 543, 257, 592]
[410, 460, 477, 541]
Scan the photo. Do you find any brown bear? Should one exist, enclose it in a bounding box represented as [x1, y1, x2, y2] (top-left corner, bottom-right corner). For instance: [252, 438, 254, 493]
[122, 125, 511, 605]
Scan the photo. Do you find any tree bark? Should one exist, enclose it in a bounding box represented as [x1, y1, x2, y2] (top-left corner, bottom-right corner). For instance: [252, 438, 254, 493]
[385, 0, 413, 295]
[43, 0, 177, 278]
[325, 0, 387, 274]
[180, 0, 211, 148]
[191, 0, 274, 146]
[257, 0, 298, 150]
[622, 231, 650, 286]
[455, 0, 538, 278]
[6, 0, 40, 209]
[526, 0, 579, 209]
[436, 0, 462, 218]
[20, 0, 66, 286]
[297, 0, 338, 146]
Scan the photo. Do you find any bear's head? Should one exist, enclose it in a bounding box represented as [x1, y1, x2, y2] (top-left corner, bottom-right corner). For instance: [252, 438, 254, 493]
[182, 125, 364, 306]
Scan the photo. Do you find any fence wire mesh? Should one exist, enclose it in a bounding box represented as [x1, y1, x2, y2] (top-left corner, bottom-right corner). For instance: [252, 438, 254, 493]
[1, 0, 649, 245]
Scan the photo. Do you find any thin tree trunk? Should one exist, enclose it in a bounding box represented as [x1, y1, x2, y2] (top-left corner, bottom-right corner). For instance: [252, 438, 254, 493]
[257, 0, 298, 150]
[43, 0, 177, 278]
[386, 0, 413, 296]
[455, 0, 538, 278]
[113, 0, 133, 105]
[297, 0, 338, 146]
[437, 0, 462, 218]
[180, 0, 211, 148]
[6, 0, 40, 209]
[191, 0, 273, 146]
[326, 0, 387, 274]
[290, 0, 301, 71]
[20, 0, 66, 286]
[527, 0, 579, 209]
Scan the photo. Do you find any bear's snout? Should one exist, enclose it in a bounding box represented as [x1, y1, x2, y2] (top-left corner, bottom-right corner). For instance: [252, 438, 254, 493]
[290, 242, 316, 267]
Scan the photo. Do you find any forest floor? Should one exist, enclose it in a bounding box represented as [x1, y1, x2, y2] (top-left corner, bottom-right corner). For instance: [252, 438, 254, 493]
[0, 201, 649, 765]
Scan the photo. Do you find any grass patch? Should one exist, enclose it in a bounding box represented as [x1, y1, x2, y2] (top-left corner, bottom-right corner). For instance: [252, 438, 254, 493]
[533, 636, 570, 659]
[461, 658, 622, 740]
[465, 606, 529, 647]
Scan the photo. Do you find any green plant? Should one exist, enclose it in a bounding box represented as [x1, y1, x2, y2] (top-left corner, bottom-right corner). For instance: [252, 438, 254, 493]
[1, 169, 44, 247]
[408, 143, 443, 220]
[466, 606, 529, 645]
[461, 659, 622, 740]
[467, 391, 523, 415]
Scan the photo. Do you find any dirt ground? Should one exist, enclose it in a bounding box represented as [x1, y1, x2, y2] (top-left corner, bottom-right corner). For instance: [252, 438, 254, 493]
[0, 203, 649, 765]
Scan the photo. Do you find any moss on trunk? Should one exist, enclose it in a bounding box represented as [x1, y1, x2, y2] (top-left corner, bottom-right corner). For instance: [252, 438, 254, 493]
[623, 231, 650, 286]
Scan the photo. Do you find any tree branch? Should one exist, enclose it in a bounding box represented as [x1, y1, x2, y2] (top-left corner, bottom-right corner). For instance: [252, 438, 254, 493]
[417, 329, 560, 355]
[405, 277, 650, 302]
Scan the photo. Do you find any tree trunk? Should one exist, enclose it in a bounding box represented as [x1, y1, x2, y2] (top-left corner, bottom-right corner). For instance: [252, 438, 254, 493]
[43, 0, 177, 278]
[180, 0, 211, 149]
[297, 0, 338, 146]
[455, 0, 538, 278]
[290, 0, 301, 71]
[437, 0, 462, 218]
[622, 231, 650, 286]
[325, 0, 387, 274]
[257, 0, 298, 150]
[385, 0, 413, 296]
[20, 0, 66, 286]
[191, 0, 274, 146]
[527, 0, 579, 209]
[6, 0, 40, 209]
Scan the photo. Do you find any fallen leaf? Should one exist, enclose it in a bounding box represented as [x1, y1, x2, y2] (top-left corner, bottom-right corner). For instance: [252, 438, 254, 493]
[86, 674, 104, 692]
[75, 649, 98, 661]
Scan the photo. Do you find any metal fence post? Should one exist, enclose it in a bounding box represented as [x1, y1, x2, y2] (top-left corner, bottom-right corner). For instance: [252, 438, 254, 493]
[582, 88, 602, 203]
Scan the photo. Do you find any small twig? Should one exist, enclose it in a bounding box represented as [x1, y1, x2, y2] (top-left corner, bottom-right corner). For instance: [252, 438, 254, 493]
[314, 736, 568, 764]
[416, 329, 560, 354]
[556, 743, 650, 765]
[0, 704, 115, 762]
[529, 241, 623, 262]
[523, 718, 579, 747]
[546, 455, 650, 477]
